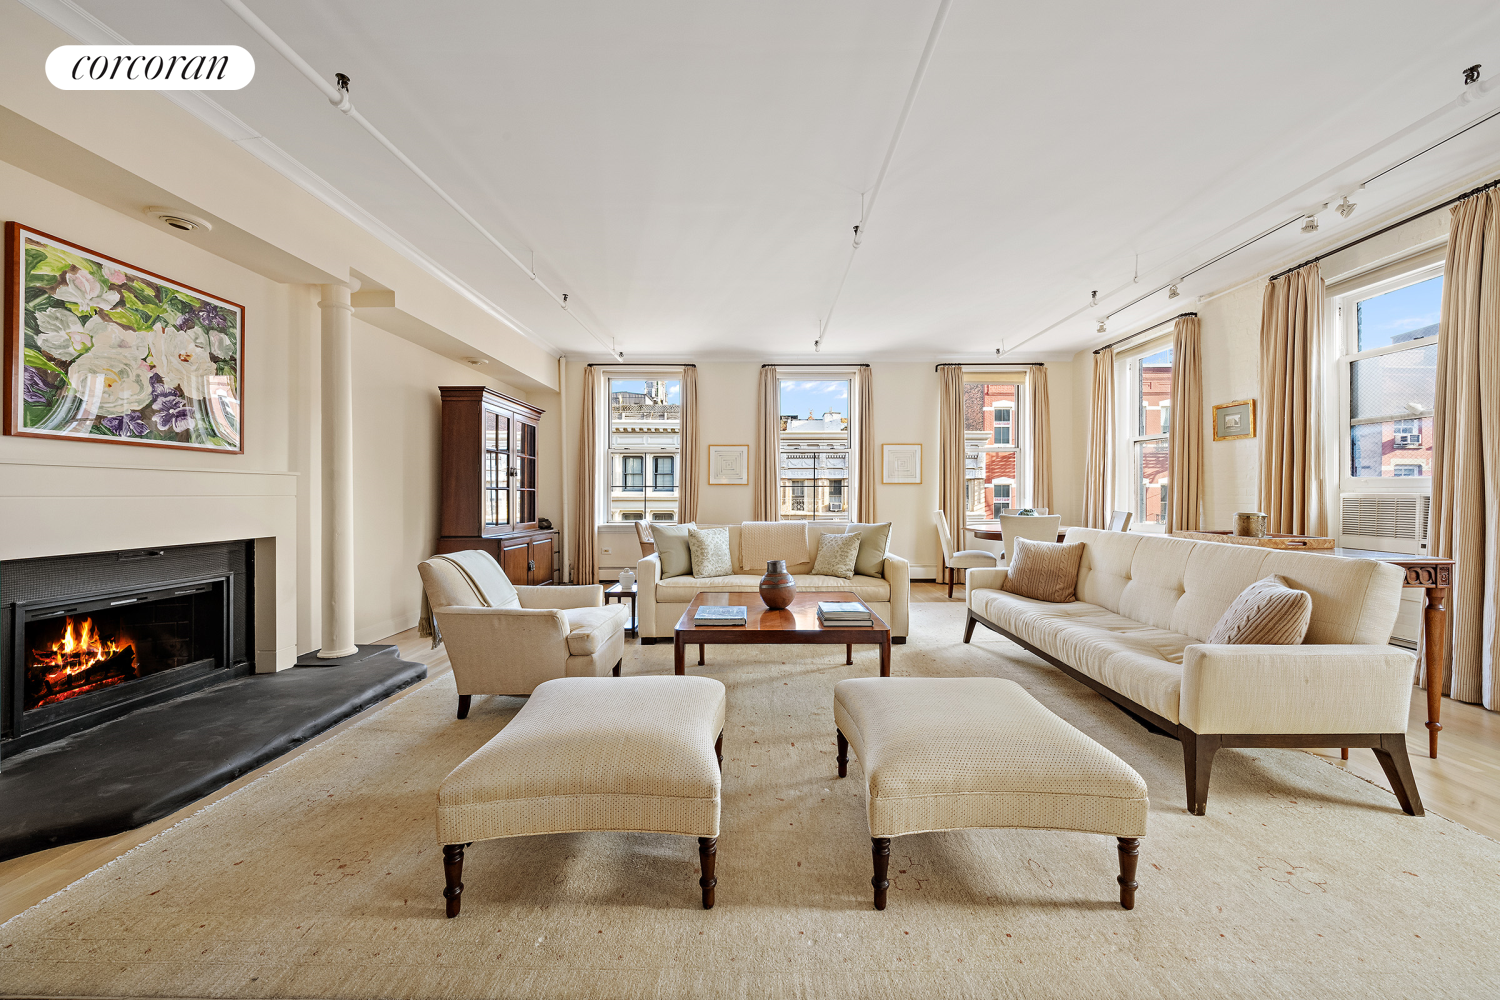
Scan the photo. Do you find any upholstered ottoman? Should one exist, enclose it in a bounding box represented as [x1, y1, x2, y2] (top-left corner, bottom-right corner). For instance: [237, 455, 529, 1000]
[833, 677, 1149, 910]
[437, 675, 727, 916]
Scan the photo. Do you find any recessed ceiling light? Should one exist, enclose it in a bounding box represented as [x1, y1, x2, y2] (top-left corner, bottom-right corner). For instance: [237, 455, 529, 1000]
[463, 357, 489, 366]
[146, 207, 212, 233]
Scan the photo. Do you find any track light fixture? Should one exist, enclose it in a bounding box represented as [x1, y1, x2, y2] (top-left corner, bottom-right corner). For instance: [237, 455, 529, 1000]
[1300, 215, 1320, 234]
[1335, 196, 1357, 218]
[1097, 321, 1107, 334]
[1168, 284, 1180, 299]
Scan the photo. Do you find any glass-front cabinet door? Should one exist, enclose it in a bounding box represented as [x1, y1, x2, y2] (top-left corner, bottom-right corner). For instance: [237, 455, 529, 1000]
[482, 408, 510, 533]
[479, 399, 540, 537]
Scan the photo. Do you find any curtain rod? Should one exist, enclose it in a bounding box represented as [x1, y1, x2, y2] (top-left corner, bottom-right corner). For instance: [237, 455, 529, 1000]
[1093, 313, 1196, 355]
[933, 362, 1045, 371]
[762, 363, 871, 368]
[1269, 172, 1500, 282]
[586, 362, 697, 368]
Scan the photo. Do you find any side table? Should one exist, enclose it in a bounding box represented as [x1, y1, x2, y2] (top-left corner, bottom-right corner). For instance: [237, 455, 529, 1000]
[604, 582, 638, 638]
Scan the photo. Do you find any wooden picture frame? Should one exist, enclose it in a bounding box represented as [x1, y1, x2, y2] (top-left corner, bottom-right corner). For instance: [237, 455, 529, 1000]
[707, 444, 749, 485]
[1212, 399, 1256, 442]
[5, 222, 245, 453]
[882, 443, 922, 484]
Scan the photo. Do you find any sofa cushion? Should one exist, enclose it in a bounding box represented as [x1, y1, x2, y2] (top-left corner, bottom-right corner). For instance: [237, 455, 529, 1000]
[843, 522, 893, 578]
[654, 573, 890, 604]
[563, 604, 630, 655]
[688, 526, 733, 578]
[812, 531, 861, 578]
[1207, 575, 1312, 645]
[651, 523, 696, 579]
[1002, 537, 1084, 603]
[740, 521, 811, 575]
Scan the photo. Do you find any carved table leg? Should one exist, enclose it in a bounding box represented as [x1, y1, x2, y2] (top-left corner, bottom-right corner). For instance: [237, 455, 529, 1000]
[698, 837, 717, 909]
[1424, 585, 1447, 759]
[836, 729, 848, 778]
[871, 837, 891, 910]
[443, 843, 468, 918]
[456, 695, 471, 720]
[1116, 837, 1139, 910]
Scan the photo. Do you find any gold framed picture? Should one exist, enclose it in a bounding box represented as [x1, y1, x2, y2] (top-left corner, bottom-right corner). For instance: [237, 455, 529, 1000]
[1213, 399, 1256, 441]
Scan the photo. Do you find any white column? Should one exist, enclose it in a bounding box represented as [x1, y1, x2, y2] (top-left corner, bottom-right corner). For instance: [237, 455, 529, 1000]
[318, 282, 359, 658]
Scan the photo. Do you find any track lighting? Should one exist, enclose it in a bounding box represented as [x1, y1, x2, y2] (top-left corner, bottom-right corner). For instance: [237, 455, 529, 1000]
[1336, 196, 1357, 218]
[1168, 284, 1180, 299]
[1097, 321, 1107, 334]
[1090, 290, 1099, 307]
[1300, 215, 1320, 234]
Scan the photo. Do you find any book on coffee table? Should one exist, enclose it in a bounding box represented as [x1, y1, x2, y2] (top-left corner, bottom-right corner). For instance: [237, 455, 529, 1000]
[817, 601, 872, 625]
[693, 605, 748, 625]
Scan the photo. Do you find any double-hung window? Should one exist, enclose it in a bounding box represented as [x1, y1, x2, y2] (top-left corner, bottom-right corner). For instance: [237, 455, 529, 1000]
[1118, 343, 1173, 528]
[777, 374, 854, 521]
[606, 374, 682, 523]
[962, 375, 1027, 522]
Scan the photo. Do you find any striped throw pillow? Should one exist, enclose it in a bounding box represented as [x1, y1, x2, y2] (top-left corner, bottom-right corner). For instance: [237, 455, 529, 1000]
[1001, 537, 1084, 603]
[1207, 575, 1312, 645]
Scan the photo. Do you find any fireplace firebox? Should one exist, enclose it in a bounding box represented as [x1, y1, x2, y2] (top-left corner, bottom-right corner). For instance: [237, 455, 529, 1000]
[3, 542, 252, 754]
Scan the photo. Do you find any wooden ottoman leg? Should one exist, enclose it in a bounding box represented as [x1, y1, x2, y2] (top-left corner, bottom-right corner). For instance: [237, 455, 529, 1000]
[698, 837, 718, 909]
[1116, 837, 1139, 910]
[443, 843, 468, 918]
[456, 695, 471, 720]
[871, 837, 891, 910]
[836, 729, 848, 778]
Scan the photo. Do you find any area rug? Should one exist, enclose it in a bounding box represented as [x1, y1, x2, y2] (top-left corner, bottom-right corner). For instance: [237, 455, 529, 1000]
[2, 603, 1497, 999]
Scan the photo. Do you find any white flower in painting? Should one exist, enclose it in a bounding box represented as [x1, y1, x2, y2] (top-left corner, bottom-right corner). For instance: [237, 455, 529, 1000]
[50, 269, 120, 311]
[149, 325, 215, 398]
[34, 308, 90, 358]
[209, 329, 235, 359]
[85, 316, 150, 358]
[67, 348, 154, 416]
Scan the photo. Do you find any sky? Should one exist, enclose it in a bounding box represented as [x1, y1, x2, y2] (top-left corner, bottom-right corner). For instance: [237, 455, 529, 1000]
[780, 379, 848, 419]
[1357, 275, 1442, 350]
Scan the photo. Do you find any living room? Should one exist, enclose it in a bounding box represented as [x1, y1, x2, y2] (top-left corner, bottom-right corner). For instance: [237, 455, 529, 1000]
[2, 2, 1499, 997]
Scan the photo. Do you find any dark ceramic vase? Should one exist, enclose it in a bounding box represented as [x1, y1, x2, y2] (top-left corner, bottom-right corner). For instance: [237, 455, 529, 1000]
[759, 559, 797, 610]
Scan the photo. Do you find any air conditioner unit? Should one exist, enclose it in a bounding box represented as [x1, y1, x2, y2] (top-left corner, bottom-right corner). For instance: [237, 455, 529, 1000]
[1338, 494, 1430, 555]
[1393, 433, 1420, 448]
[828, 501, 844, 512]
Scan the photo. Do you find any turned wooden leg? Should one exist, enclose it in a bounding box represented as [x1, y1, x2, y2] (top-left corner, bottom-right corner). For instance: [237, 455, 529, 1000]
[715, 732, 723, 770]
[443, 843, 468, 918]
[1116, 838, 1139, 910]
[612, 659, 622, 677]
[456, 695, 471, 720]
[1182, 732, 1220, 816]
[846, 643, 853, 665]
[1424, 585, 1447, 758]
[698, 837, 718, 909]
[963, 612, 977, 644]
[871, 837, 891, 910]
[1373, 733, 1425, 816]
[836, 729, 848, 778]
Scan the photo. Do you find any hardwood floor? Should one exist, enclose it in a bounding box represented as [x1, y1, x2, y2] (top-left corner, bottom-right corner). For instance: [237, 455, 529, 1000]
[3, 590, 1496, 923]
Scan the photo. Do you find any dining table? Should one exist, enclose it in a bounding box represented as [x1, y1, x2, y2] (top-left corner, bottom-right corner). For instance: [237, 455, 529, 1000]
[966, 525, 1072, 544]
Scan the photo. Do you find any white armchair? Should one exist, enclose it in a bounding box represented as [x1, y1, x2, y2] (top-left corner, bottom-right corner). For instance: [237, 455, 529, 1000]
[418, 549, 629, 718]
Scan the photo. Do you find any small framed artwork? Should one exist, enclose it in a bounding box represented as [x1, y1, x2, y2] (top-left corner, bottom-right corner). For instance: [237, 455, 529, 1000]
[5, 222, 244, 453]
[882, 443, 922, 484]
[707, 444, 749, 485]
[1212, 399, 1256, 442]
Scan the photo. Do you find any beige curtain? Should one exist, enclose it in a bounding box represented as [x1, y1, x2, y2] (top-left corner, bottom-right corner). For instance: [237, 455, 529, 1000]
[1082, 348, 1114, 529]
[1027, 366, 1053, 512]
[937, 365, 965, 548]
[753, 366, 780, 521]
[680, 366, 699, 523]
[1259, 263, 1327, 536]
[855, 366, 876, 522]
[570, 366, 600, 585]
[1433, 187, 1500, 709]
[1167, 315, 1204, 532]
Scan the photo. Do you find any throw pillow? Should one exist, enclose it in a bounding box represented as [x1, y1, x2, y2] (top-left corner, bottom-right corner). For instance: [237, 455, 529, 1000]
[650, 522, 695, 579]
[688, 526, 733, 579]
[1207, 575, 1312, 645]
[1001, 537, 1084, 603]
[811, 531, 861, 579]
[842, 522, 893, 577]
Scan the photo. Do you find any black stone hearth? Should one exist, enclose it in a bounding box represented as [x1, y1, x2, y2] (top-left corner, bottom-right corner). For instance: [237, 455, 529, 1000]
[0, 649, 425, 861]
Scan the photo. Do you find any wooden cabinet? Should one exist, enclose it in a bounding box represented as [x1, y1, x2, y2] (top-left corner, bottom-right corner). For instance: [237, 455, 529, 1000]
[437, 386, 558, 586]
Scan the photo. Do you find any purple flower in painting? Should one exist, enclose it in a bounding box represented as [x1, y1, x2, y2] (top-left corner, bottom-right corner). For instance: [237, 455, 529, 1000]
[178, 304, 229, 332]
[151, 378, 194, 433]
[22, 366, 51, 404]
[101, 412, 150, 437]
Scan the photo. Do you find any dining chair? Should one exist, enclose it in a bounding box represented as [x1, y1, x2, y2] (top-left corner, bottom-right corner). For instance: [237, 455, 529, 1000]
[1108, 510, 1133, 532]
[995, 514, 1063, 567]
[933, 510, 998, 599]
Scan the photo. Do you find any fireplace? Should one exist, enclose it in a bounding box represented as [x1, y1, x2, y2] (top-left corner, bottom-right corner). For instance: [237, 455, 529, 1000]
[3, 542, 252, 754]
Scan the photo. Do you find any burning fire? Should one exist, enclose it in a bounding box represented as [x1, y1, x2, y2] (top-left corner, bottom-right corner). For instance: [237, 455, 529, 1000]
[30, 616, 137, 707]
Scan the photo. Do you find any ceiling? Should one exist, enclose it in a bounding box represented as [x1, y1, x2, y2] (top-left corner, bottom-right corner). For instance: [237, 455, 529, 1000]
[33, 0, 1500, 360]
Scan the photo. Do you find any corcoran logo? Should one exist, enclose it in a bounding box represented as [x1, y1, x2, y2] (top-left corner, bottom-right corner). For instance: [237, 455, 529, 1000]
[45, 45, 255, 90]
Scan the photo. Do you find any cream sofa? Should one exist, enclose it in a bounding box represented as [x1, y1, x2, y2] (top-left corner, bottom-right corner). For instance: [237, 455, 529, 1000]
[637, 522, 910, 643]
[964, 528, 1422, 817]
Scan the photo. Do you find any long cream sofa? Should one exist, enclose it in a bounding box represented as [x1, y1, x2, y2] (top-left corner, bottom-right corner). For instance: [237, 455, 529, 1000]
[637, 521, 910, 643]
[964, 527, 1422, 817]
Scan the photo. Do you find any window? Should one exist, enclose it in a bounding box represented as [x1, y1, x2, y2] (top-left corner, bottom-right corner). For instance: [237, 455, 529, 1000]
[1120, 344, 1173, 527]
[778, 376, 853, 521]
[963, 378, 1027, 522]
[606, 375, 682, 523]
[1336, 268, 1441, 486]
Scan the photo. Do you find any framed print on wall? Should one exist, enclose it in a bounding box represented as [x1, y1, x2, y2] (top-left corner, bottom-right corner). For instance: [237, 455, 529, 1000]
[1212, 399, 1256, 442]
[882, 443, 922, 484]
[4, 222, 244, 453]
[708, 444, 749, 485]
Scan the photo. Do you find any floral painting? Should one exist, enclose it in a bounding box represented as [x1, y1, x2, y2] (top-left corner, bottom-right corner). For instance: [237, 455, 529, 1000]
[5, 223, 243, 452]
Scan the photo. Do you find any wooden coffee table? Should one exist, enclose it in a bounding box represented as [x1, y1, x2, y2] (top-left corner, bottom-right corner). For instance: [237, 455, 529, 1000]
[674, 592, 891, 677]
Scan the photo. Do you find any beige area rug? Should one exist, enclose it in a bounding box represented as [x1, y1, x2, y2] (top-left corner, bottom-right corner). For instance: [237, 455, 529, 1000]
[3, 603, 1498, 999]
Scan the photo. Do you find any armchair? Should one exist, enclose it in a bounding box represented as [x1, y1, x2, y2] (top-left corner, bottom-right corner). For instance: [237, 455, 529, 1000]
[418, 549, 629, 717]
